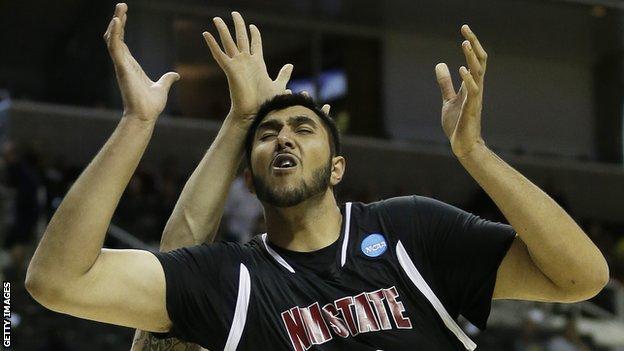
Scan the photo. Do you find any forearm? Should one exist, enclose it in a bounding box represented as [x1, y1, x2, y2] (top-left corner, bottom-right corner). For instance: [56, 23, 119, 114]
[161, 114, 247, 248]
[458, 144, 609, 294]
[27, 116, 155, 286]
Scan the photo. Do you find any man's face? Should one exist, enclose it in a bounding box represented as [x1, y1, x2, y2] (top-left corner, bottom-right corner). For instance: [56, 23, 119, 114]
[248, 105, 335, 207]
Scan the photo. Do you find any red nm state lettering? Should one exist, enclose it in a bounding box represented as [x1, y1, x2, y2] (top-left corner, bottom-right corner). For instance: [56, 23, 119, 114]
[280, 286, 412, 351]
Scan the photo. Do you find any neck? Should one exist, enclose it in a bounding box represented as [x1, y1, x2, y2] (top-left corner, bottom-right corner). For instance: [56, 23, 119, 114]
[263, 189, 342, 252]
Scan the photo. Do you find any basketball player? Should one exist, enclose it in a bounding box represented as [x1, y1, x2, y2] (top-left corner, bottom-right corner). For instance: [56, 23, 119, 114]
[26, 3, 609, 351]
[126, 6, 330, 349]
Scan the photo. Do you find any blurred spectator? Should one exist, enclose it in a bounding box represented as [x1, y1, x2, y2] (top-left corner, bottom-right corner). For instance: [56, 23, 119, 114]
[0, 90, 10, 145]
[115, 170, 162, 245]
[223, 175, 262, 243]
[514, 309, 546, 351]
[546, 317, 591, 351]
[154, 157, 184, 232]
[42, 156, 71, 221]
[2, 141, 42, 281]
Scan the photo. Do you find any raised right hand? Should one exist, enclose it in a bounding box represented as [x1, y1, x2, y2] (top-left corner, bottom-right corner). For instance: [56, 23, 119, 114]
[104, 3, 179, 122]
[203, 12, 293, 126]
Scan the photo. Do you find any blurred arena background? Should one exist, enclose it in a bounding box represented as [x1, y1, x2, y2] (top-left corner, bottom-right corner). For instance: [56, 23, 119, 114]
[1, 0, 624, 349]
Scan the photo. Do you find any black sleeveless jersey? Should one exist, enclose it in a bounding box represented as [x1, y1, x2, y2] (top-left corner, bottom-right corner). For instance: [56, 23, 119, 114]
[152, 196, 516, 351]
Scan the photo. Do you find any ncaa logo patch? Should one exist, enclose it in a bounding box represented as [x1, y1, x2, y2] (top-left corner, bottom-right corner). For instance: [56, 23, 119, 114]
[361, 233, 387, 258]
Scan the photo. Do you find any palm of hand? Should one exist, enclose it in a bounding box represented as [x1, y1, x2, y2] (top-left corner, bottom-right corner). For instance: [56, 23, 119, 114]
[204, 13, 293, 124]
[226, 57, 283, 119]
[440, 84, 466, 140]
[116, 46, 172, 119]
[442, 86, 484, 157]
[104, 4, 179, 121]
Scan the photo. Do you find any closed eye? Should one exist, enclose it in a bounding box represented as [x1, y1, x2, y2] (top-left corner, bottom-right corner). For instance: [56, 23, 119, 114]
[297, 129, 313, 134]
[259, 133, 277, 141]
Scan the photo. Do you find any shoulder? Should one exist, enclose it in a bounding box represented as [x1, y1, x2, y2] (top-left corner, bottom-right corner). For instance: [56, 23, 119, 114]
[353, 195, 450, 218]
[344, 196, 421, 240]
[346, 195, 415, 215]
[358, 195, 449, 210]
[181, 240, 247, 258]
[348, 196, 464, 238]
[155, 240, 260, 273]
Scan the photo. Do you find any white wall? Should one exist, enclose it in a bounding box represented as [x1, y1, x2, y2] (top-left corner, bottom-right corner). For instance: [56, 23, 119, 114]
[383, 32, 595, 158]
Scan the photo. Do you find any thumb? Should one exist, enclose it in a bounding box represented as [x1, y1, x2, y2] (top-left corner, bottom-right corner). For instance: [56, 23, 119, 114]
[274, 64, 293, 88]
[156, 72, 181, 91]
[435, 63, 456, 102]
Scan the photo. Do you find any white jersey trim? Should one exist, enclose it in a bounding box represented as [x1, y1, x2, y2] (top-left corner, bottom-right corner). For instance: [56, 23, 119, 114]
[262, 233, 296, 273]
[262, 203, 352, 273]
[396, 240, 477, 351]
[340, 202, 352, 267]
[224, 263, 252, 351]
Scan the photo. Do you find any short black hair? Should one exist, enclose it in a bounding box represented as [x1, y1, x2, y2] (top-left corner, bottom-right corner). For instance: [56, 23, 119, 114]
[244, 93, 341, 163]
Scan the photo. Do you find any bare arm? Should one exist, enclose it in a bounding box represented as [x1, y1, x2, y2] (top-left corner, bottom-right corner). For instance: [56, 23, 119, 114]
[463, 146, 608, 302]
[434, 25, 608, 303]
[25, 3, 179, 332]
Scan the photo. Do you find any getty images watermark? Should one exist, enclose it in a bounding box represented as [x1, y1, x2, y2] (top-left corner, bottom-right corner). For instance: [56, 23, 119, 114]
[3, 281, 10, 349]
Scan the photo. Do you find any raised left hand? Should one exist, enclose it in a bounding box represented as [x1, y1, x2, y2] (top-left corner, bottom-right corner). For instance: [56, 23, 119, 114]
[435, 25, 487, 159]
[104, 3, 179, 122]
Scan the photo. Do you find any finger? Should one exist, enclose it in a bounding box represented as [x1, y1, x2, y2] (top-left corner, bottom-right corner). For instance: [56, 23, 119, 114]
[461, 40, 483, 81]
[435, 63, 456, 102]
[457, 66, 480, 132]
[459, 66, 479, 99]
[461, 25, 487, 67]
[107, 17, 124, 62]
[119, 13, 127, 41]
[202, 31, 230, 69]
[213, 17, 238, 57]
[232, 12, 250, 54]
[274, 64, 294, 88]
[249, 24, 263, 58]
[301, 90, 309, 97]
[114, 3, 128, 40]
[285, 89, 292, 94]
[114, 3, 127, 19]
[103, 17, 115, 43]
[156, 72, 181, 91]
[321, 104, 331, 114]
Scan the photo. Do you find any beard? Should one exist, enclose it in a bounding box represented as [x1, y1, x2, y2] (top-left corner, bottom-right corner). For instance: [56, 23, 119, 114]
[252, 159, 332, 208]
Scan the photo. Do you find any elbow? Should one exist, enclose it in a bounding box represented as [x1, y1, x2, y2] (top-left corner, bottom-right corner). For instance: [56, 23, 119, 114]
[24, 274, 43, 304]
[586, 261, 610, 297]
[24, 261, 41, 298]
[559, 262, 610, 303]
[583, 258, 610, 299]
[25, 266, 64, 310]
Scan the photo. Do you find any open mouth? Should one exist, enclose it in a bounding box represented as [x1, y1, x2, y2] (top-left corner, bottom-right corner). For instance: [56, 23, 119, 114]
[272, 153, 299, 170]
